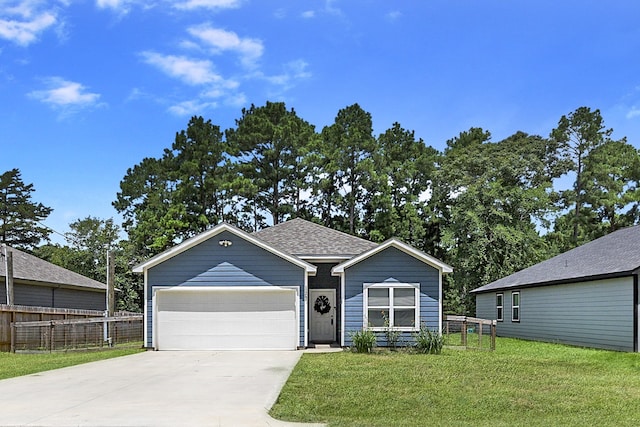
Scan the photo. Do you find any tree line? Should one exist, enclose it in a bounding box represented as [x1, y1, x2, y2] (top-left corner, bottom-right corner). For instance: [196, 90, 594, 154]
[2, 103, 639, 313]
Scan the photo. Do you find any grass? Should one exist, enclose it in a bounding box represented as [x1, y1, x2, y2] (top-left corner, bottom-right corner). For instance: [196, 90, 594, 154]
[270, 337, 640, 426]
[0, 347, 145, 380]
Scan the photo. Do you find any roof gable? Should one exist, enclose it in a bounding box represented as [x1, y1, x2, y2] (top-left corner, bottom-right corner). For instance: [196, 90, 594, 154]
[331, 238, 453, 274]
[0, 246, 106, 291]
[472, 225, 640, 293]
[132, 223, 317, 274]
[253, 218, 379, 258]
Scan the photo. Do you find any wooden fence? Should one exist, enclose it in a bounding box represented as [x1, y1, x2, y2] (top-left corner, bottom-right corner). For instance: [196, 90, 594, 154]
[0, 305, 141, 352]
[11, 315, 143, 353]
[444, 315, 497, 351]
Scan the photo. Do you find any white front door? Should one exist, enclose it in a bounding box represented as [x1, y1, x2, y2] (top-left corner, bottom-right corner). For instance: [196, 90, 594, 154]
[309, 289, 336, 343]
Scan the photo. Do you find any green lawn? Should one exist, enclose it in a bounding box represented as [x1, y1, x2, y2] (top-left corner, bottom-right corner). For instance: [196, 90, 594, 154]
[271, 338, 640, 426]
[0, 347, 145, 380]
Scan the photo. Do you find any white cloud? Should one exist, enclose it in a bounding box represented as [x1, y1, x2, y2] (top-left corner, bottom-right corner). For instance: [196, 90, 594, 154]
[626, 108, 640, 119]
[224, 92, 246, 107]
[301, 10, 315, 19]
[141, 51, 223, 85]
[96, 0, 125, 8]
[172, 0, 241, 10]
[260, 59, 311, 89]
[28, 77, 101, 107]
[0, 2, 58, 46]
[386, 11, 401, 21]
[187, 24, 263, 68]
[168, 99, 217, 116]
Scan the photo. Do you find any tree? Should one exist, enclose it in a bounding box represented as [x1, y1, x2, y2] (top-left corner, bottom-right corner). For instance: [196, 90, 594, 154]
[366, 122, 438, 247]
[164, 116, 235, 231]
[316, 103, 376, 235]
[114, 116, 239, 255]
[550, 107, 612, 247]
[579, 139, 640, 239]
[436, 130, 559, 314]
[226, 102, 316, 228]
[35, 217, 142, 312]
[113, 157, 175, 256]
[0, 168, 53, 251]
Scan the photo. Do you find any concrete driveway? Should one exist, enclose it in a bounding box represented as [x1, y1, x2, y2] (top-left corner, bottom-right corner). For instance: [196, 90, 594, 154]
[0, 350, 323, 427]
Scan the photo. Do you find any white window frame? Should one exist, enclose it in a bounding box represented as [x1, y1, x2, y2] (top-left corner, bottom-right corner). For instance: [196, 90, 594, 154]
[363, 283, 420, 331]
[496, 293, 504, 322]
[511, 291, 520, 322]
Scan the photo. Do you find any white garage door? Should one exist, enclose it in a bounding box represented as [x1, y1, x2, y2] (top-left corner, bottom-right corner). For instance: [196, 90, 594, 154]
[154, 286, 298, 350]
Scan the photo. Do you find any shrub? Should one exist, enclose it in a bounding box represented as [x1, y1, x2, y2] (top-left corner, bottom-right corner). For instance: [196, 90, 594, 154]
[350, 328, 377, 353]
[381, 311, 401, 349]
[413, 324, 444, 354]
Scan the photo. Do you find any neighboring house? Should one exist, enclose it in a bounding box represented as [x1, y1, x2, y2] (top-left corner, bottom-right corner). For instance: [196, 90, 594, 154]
[473, 226, 640, 352]
[0, 245, 107, 311]
[133, 218, 452, 350]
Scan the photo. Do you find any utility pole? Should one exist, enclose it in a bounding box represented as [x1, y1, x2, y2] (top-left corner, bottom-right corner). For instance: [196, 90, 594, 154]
[2, 244, 14, 305]
[104, 250, 115, 345]
[107, 250, 115, 317]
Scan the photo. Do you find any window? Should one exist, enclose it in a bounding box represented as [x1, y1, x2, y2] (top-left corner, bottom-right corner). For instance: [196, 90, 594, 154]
[364, 283, 419, 330]
[511, 291, 520, 322]
[496, 293, 503, 322]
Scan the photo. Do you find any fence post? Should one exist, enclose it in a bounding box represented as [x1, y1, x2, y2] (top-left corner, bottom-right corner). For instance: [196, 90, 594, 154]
[10, 322, 15, 353]
[491, 320, 496, 350]
[49, 322, 54, 352]
[478, 320, 483, 348]
[461, 317, 467, 347]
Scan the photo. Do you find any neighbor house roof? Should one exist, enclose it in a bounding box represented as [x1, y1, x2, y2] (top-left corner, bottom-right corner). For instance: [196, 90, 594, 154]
[0, 246, 107, 291]
[132, 222, 317, 274]
[253, 218, 379, 259]
[472, 225, 640, 293]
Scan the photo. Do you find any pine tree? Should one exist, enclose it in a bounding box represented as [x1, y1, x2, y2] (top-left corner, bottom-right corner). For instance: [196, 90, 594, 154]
[0, 168, 53, 250]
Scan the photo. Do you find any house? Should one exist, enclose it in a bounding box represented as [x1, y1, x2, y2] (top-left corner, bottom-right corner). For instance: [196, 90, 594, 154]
[133, 218, 452, 350]
[0, 245, 107, 311]
[473, 226, 640, 352]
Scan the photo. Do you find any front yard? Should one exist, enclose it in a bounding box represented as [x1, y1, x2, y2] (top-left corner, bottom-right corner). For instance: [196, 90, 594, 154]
[271, 338, 640, 426]
[0, 348, 144, 380]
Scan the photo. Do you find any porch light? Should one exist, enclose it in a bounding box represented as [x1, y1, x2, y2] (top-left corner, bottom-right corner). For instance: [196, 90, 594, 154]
[218, 239, 233, 247]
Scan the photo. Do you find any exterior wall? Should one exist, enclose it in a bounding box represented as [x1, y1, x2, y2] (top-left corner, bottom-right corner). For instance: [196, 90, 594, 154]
[343, 247, 440, 346]
[145, 230, 307, 347]
[308, 262, 340, 343]
[0, 281, 105, 311]
[475, 276, 636, 352]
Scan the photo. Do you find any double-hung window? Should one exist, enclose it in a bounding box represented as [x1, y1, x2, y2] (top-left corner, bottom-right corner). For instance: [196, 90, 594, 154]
[511, 291, 520, 322]
[496, 293, 503, 322]
[364, 283, 420, 331]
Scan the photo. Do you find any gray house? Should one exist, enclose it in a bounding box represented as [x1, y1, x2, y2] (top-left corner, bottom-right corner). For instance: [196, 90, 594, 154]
[473, 226, 640, 352]
[0, 246, 107, 310]
[133, 219, 452, 350]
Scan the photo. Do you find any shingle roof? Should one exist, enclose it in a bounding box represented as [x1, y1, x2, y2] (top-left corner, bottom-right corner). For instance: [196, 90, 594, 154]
[253, 218, 379, 257]
[0, 246, 107, 291]
[472, 225, 640, 293]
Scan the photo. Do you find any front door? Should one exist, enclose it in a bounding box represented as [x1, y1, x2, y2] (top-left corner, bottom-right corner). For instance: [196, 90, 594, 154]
[309, 289, 336, 343]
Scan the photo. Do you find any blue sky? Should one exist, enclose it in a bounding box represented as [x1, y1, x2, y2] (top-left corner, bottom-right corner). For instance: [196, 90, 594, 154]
[1, 0, 640, 243]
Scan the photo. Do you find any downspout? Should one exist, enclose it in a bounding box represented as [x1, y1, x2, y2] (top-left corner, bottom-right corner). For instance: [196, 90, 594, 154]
[634, 274, 638, 353]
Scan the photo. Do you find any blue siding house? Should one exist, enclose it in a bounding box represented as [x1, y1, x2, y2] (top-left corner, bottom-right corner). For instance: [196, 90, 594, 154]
[473, 226, 640, 352]
[134, 219, 452, 350]
[1, 245, 107, 310]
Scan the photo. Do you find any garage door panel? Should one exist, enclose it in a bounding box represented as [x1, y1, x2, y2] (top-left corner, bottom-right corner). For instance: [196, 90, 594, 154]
[155, 287, 298, 350]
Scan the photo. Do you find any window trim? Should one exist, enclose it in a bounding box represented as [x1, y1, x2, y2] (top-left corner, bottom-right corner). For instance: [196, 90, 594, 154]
[363, 283, 420, 331]
[511, 291, 520, 322]
[496, 293, 504, 322]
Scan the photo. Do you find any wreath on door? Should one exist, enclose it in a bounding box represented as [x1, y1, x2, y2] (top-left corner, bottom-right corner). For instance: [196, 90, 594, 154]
[314, 295, 331, 315]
